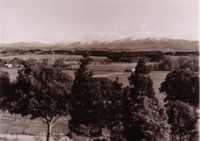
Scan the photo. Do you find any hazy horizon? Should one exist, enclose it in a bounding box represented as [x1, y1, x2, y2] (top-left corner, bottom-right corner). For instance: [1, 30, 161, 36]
[0, 0, 199, 44]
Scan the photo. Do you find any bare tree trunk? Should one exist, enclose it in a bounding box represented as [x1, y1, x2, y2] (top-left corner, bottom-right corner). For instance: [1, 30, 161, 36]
[43, 116, 60, 141]
[46, 122, 52, 141]
[179, 132, 182, 141]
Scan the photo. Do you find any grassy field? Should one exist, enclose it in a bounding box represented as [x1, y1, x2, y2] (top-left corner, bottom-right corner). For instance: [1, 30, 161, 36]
[0, 62, 168, 140]
[1, 63, 168, 103]
[1, 63, 168, 94]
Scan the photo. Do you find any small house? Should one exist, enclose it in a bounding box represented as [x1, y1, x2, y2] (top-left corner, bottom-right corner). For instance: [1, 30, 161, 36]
[4, 63, 13, 69]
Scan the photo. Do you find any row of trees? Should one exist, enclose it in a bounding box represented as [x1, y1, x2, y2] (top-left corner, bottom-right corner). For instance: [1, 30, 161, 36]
[149, 56, 199, 71]
[0, 55, 199, 141]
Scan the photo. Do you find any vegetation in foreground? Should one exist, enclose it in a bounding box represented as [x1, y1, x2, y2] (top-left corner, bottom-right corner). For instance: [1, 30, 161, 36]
[0, 54, 199, 141]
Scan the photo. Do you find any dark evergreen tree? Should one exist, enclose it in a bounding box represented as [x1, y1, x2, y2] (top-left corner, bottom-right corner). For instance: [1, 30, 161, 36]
[70, 55, 126, 140]
[129, 73, 155, 98]
[69, 55, 114, 137]
[134, 58, 150, 75]
[123, 58, 170, 141]
[106, 77, 125, 141]
[0, 72, 11, 110]
[129, 58, 155, 98]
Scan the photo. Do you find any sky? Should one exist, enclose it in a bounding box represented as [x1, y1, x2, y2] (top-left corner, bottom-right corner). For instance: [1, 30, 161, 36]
[0, 0, 199, 43]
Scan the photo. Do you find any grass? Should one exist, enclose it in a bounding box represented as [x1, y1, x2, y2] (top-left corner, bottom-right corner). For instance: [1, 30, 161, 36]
[0, 114, 69, 141]
[0, 133, 34, 141]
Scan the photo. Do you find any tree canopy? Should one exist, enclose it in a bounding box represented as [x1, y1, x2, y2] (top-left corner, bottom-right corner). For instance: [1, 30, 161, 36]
[0, 63, 73, 141]
[134, 58, 150, 75]
[0, 72, 11, 110]
[166, 100, 198, 141]
[123, 96, 170, 141]
[160, 69, 199, 108]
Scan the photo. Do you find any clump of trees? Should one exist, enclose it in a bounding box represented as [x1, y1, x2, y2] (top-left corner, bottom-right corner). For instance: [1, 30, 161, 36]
[69, 54, 124, 140]
[149, 56, 199, 72]
[160, 69, 199, 141]
[174, 57, 199, 71]
[0, 62, 73, 141]
[0, 55, 199, 141]
[69, 57, 170, 141]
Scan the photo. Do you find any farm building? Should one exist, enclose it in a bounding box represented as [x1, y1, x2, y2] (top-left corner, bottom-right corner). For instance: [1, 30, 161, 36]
[124, 67, 135, 72]
[4, 63, 13, 69]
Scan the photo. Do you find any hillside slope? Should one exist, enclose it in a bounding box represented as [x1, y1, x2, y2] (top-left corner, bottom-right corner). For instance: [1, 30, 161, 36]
[0, 38, 198, 52]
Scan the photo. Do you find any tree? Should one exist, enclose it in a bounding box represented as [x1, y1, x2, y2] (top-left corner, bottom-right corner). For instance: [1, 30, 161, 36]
[123, 58, 170, 141]
[54, 58, 70, 69]
[123, 96, 170, 141]
[175, 57, 191, 70]
[157, 56, 174, 71]
[54, 58, 65, 67]
[69, 55, 125, 140]
[69, 54, 110, 137]
[0, 62, 73, 141]
[0, 59, 6, 67]
[134, 58, 150, 75]
[166, 100, 198, 141]
[191, 58, 199, 72]
[129, 74, 155, 98]
[160, 69, 199, 108]
[160, 69, 199, 140]
[174, 57, 199, 71]
[69, 55, 97, 136]
[104, 77, 125, 141]
[0, 72, 11, 110]
[128, 58, 155, 98]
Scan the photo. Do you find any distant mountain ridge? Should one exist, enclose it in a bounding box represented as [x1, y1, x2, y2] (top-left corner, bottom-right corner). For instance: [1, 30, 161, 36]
[0, 38, 198, 52]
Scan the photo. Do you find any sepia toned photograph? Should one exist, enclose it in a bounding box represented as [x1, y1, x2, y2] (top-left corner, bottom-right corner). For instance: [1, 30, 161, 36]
[0, 0, 199, 141]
